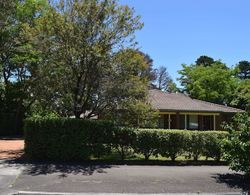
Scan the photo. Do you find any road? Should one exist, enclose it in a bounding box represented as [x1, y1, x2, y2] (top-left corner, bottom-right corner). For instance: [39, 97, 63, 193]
[0, 160, 249, 194]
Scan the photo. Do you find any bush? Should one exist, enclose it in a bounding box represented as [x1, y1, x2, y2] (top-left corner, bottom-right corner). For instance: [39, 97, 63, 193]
[186, 131, 207, 161]
[158, 130, 188, 161]
[203, 131, 228, 161]
[25, 118, 228, 162]
[222, 113, 250, 175]
[24, 118, 116, 160]
[112, 127, 136, 160]
[136, 129, 228, 162]
[186, 131, 228, 161]
[134, 129, 159, 160]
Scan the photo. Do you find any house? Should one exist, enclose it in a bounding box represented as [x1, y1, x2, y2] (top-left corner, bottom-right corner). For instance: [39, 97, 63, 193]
[149, 89, 244, 130]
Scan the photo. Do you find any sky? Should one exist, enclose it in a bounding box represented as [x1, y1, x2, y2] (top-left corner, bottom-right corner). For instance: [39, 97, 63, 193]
[119, 0, 250, 85]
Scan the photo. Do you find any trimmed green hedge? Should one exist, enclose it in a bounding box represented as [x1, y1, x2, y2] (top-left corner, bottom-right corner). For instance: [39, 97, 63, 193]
[24, 119, 228, 161]
[137, 129, 228, 161]
[24, 118, 116, 160]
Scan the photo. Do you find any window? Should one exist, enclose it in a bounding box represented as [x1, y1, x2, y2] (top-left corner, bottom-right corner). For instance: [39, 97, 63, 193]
[180, 115, 186, 129]
[158, 115, 165, 129]
[189, 115, 198, 130]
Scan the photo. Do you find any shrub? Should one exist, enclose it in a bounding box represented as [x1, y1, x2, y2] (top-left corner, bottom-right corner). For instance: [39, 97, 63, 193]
[24, 118, 116, 160]
[111, 127, 136, 160]
[185, 131, 228, 161]
[25, 118, 228, 162]
[203, 131, 228, 161]
[186, 131, 207, 161]
[222, 113, 250, 175]
[158, 130, 188, 161]
[136, 129, 227, 162]
[134, 129, 159, 160]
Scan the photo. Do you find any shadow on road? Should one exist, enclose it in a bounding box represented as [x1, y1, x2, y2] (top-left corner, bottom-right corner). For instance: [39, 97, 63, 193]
[3, 159, 116, 177]
[212, 173, 250, 193]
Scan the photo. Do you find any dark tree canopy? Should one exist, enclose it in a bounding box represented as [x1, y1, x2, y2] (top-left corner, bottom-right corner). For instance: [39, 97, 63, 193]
[195, 55, 215, 67]
[0, 0, 49, 135]
[236, 61, 250, 79]
[135, 51, 157, 83]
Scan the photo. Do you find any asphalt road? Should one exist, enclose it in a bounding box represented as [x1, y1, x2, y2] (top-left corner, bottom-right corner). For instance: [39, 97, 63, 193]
[0, 160, 249, 194]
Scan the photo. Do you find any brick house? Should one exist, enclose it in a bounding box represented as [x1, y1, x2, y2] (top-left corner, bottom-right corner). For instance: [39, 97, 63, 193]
[149, 89, 244, 130]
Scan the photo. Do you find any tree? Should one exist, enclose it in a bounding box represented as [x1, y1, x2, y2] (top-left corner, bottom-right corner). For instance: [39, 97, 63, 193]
[99, 49, 158, 128]
[222, 113, 250, 175]
[153, 66, 178, 92]
[195, 55, 215, 67]
[137, 51, 157, 83]
[236, 61, 250, 79]
[0, 0, 49, 135]
[33, 0, 144, 118]
[231, 79, 250, 111]
[178, 61, 238, 105]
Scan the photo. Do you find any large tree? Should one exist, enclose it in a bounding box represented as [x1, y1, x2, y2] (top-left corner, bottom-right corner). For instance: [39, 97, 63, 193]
[33, 0, 145, 118]
[137, 51, 157, 83]
[103, 49, 158, 127]
[153, 66, 178, 92]
[231, 78, 250, 111]
[178, 61, 238, 105]
[195, 55, 215, 67]
[0, 0, 49, 134]
[236, 61, 250, 79]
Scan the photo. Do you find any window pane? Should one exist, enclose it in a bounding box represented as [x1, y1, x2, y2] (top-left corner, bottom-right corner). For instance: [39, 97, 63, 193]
[189, 115, 198, 129]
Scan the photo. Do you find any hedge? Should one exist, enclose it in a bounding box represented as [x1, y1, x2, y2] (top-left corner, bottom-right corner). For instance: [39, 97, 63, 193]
[24, 118, 117, 160]
[24, 118, 228, 161]
[0, 112, 23, 136]
[137, 129, 228, 161]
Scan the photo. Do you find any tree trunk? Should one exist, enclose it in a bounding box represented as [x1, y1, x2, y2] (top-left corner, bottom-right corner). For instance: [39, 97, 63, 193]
[74, 111, 81, 119]
[194, 154, 199, 161]
[144, 154, 149, 161]
[171, 154, 176, 162]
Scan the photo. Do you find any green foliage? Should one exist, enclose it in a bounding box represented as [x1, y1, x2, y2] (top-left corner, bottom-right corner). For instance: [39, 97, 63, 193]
[231, 79, 250, 111]
[33, 1, 144, 119]
[236, 61, 250, 79]
[195, 55, 215, 67]
[27, 101, 60, 120]
[186, 131, 207, 161]
[203, 132, 227, 161]
[178, 62, 238, 105]
[108, 100, 158, 128]
[25, 119, 228, 162]
[186, 131, 228, 161]
[112, 127, 136, 160]
[0, 0, 50, 135]
[134, 129, 227, 161]
[134, 129, 159, 160]
[158, 130, 188, 161]
[222, 113, 250, 175]
[24, 118, 116, 160]
[1, 0, 148, 135]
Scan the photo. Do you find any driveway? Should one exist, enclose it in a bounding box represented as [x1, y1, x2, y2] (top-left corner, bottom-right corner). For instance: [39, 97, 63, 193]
[0, 138, 24, 159]
[0, 161, 249, 194]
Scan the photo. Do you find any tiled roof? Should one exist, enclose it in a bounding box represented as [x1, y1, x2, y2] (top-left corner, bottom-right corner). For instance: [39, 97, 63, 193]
[149, 89, 244, 113]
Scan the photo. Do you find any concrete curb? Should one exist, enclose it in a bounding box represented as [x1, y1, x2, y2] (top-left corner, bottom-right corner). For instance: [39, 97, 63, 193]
[15, 191, 243, 195]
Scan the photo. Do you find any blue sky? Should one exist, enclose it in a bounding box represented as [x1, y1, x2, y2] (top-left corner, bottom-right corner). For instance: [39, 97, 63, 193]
[119, 0, 250, 84]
